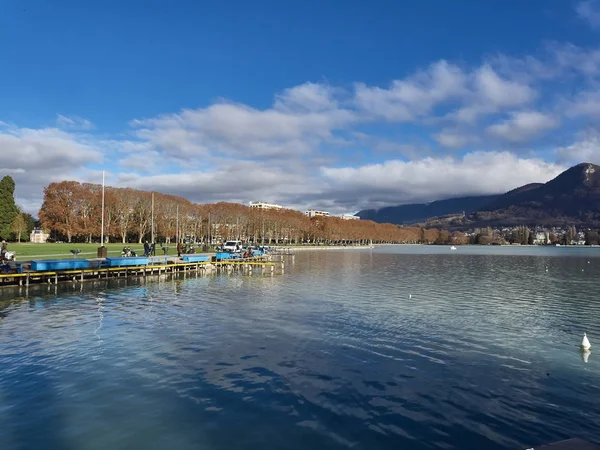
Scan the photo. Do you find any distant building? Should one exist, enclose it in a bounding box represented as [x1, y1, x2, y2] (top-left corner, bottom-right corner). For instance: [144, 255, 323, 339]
[305, 209, 330, 218]
[340, 214, 360, 220]
[30, 229, 49, 243]
[249, 201, 283, 210]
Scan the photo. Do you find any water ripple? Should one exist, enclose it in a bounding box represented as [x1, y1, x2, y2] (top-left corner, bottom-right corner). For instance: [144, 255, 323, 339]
[1, 246, 600, 449]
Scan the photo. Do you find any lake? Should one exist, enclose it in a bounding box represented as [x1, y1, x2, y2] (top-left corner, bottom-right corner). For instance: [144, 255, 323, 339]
[1, 245, 600, 450]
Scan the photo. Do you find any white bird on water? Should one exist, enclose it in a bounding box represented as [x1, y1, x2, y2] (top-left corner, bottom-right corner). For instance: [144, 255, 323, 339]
[581, 332, 591, 350]
[409, 294, 412, 299]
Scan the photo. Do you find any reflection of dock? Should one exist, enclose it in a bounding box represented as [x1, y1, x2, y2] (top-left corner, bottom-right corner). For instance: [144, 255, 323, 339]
[526, 438, 600, 449]
[0, 256, 278, 287]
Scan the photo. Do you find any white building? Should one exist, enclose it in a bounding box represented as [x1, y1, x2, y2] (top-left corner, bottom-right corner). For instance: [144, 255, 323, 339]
[249, 201, 283, 210]
[305, 209, 330, 218]
[341, 214, 359, 220]
[30, 229, 49, 243]
[533, 231, 550, 245]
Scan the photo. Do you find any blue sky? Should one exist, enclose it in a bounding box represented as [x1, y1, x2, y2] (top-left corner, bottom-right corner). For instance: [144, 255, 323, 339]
[2, 0, 600, 214]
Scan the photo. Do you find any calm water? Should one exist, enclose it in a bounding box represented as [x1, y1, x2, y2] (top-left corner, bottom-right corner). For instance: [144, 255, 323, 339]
[1, 246, 600, 450]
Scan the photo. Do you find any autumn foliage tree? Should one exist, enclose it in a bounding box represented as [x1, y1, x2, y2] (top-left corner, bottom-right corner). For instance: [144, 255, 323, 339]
[39, 181, 80, 242]
[38, 180, 436, 245]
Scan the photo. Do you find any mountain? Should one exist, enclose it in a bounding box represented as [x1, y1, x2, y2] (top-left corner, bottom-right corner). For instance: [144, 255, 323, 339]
[470, 162, 600, 226]
[357, 194, 500, 224]
[357, 163, 600, 228]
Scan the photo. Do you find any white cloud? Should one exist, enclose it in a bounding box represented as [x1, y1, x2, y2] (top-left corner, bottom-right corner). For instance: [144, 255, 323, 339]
[475, 65, 535, 107]
[9, 31, 600, 216]
[433, 129, 478, 148]
[556, 131, 600, 164]
[118, 150, 164, 173]
[321, 152, 565, 209]
[274, 82, 340, 112]
[577, 1, 600, 28]
[0, 126, 102, 214]
[56, 114, 95, 130]
[551, 43, 600, 77]
[566, 89, 600, 117]
[450, 66, 535, 124]
[117, 160, 322, 210]
[354, 61, 534, 125]
[131, 84, 356, 163]
[486, 111, 558, 142]
[354, 60, 466, 121]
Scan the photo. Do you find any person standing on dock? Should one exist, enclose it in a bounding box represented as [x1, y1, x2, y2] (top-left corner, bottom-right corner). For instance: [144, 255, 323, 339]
[1, 240, 6, 258]
[144, 241, 150, 257]
[177, 241, 183, 258]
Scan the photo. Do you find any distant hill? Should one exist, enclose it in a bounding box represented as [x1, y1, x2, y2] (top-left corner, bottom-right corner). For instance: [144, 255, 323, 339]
[470, 162, 600, 227]
[357, 163, 600, 228]
[356, 195, 500, 224]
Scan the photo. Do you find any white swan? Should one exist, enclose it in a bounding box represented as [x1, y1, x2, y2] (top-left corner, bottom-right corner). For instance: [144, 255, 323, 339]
[581, 332, 591, 350]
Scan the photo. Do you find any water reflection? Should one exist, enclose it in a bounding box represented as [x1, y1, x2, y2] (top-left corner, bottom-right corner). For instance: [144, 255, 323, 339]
[1, 246, 600, 450]
[581, 348, 591, 363]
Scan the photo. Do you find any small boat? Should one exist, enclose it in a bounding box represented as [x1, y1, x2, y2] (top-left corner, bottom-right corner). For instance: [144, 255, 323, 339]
[450, 246, 457, 250]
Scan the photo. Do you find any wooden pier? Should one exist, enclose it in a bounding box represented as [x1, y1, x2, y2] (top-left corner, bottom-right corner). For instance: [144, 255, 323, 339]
[0, 257, 279, 288]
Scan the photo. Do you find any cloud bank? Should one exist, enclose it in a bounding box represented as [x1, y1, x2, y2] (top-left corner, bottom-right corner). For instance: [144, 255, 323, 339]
[4, 6, 600, 216]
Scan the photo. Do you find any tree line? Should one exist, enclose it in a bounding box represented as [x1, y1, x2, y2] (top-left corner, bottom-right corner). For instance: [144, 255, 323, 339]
[37, 180, 469, 245]
[0, 175, 35, 242]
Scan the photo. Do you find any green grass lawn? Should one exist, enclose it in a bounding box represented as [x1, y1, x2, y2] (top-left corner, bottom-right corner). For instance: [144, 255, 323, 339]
[5, 243, 172, 260]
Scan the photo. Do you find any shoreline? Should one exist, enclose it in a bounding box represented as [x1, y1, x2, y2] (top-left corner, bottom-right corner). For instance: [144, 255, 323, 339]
[276, 245, 374, 251]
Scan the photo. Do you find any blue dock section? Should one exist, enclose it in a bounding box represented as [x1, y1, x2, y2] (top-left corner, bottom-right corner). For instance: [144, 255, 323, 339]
[31, 259, 91, 271]
[105, 257, 150, 267]
[1, 251, 275, 288]
[182, 255, 210, 263]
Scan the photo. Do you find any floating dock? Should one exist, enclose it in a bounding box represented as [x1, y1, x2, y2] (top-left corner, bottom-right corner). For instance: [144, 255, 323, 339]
[0, 255, 280, 288]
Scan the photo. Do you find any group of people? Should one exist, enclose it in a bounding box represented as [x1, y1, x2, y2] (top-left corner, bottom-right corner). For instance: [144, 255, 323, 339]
[1, 241, 11, 273]
[120, 241, 200, 258]
[176, 242, 196, 257]
[143, 241, 157, 257]
[121, 246, 138, 257]
[120, 242, 158, 258]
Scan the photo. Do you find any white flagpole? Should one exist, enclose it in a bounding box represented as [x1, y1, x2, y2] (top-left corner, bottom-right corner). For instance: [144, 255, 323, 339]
[101, 171, 105, 245]
[151, 192, 155, 243]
